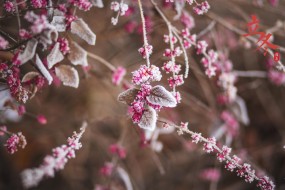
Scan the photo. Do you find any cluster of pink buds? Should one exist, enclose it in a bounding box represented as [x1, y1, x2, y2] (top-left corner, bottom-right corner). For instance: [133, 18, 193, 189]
[0, 63, 29, 103]
[193, 1, 210, 15]
[112, 66, 126, 86]
[31, 0, 47, 8]
[175, 124, 275, 190]
[109, 143, 127, 159]
[21, 123, 87, 188]
[132, 65, 162, 85]
[24, 11, 49, 35]
[138, 45, 153, 59]
[100, 162, 114, 177]
[0, 35, 9, 49]
[57, 37, 70, 55]
[5, 132, 27, 154]
[4, 1, 15, 13]
[110, 1, 129, 25]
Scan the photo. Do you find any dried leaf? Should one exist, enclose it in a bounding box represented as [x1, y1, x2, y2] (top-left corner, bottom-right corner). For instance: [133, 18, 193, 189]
[51, 16, 66, 32]
[68, 42, 88, 67]
[231, 96, 250, 125]
[117, 88, 139, 105]
[22, 72, 40, 83]
[146, 85, 177, 107]
[19, 39, 38, 65]
[55, 65, 79, 88]
[35, 54, 53, 85]
[138, 106, 157, 131]
[71, 19, 96, 45]
[47, 42, 64, 69]
[91, 0, 104, 7]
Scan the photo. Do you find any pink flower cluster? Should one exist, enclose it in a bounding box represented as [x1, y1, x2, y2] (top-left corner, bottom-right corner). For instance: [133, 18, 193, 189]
[57, 37, 70, 55]
[138, 45, 153, 59]
[100, 162, 114, 176]
[110, 1, 129, 25]
[109, 143, 127, 159]
[24, 12, 49, 34]
[21, 124, 87, 188]
[112, 66, 126, 86]
[30, 0, 47, 8]
[180, 11, 195, 29]
[0, 63, 29, 103]
[5, 132, 27, 154]
[132, 65, 162, 85]
[193, 1, 210, 15]
[0, 35, 9, 50]
[69, 0, 92, 11]
[4, 1, 15, 13]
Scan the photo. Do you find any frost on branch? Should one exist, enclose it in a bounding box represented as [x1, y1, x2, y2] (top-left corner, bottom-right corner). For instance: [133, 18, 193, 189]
[138, 106, 157, 131]
[71, 19, 96, 45]
[68, 41, 89, 67]
[146, 85, 177, 107]
[35, 54, 53, 85]
[47, 42, 64, 69]
[55, 65, 79, 88]
[18, 39, 38, 65]
[117, 88, 139, 105]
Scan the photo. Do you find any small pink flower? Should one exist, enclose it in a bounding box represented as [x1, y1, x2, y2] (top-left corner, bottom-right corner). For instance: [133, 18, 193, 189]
[100, 162, 114, 176]
[4, 1, 15, 13]
[31, 0, 47, 8]
[199, 168, 221, 182]
[18, 105, 26, 116]
[112, 66, 126, 86]
[193, 1, 210, 15]
[109, 144, 126, 159]
[0, 35, 8, 49]
[37, 114, 47, 125]
[19, 29, 32, 40]
[138, 45, 153, 59]
[0, 126, 7, 136]
[57, 37, 70, 55]
[196, 40, 208, 54]
[203, 137, 216, 153]
[5, 132, 27, 154]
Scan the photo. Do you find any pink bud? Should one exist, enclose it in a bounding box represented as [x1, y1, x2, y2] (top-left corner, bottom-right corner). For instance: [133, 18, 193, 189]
[37, 115, 47, 125]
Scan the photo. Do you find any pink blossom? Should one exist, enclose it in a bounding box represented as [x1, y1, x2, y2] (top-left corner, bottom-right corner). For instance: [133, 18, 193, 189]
[57, 37, 70, 55]
[0, 35, 8, 49]
[180, 11, 195, 29]
[109, 144, 127, 159]
[37, 114, 47, 125]
[132, 65, 162, 85]
[100, 162, 114, 176]
[19, 29, 32, 40]
[4, 1, 15, 13]
[69, 0, 92, 11]
[257, 176, 275, 190]
[162, 61, 181, 74]
[196, 40, 208, 54]
[0, 126, 7, 136]
[112, 66, 126, 86]
[217, 145, 231, 162]
[191, 132, 202, 143]
[199, 168, 221, 182]
[138, 45, 153, 59]
[5, 132, 27, 154]
[193, 1, 210, 15]
[268, 70, 285, 85]
[31, 0, 47, 8]
[203, 137, 216, 153]
[168, 75, 184, 88]
[18, 105, 26, 116]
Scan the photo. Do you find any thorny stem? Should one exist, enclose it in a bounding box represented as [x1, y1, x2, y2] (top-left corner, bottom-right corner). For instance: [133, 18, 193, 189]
[137, 0, 151, 67]
[151, 0, 189, 78]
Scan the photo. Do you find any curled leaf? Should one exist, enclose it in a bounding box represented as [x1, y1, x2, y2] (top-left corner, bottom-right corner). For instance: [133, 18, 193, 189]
[71, 19, 96, 45]
[35, 54, 53, 85]
[55, 65, 79, 88]
[117, 88, 139, 105]
[19, 39, 38, 65]
[51, 16, 66, 32]
[68, 42, 88, 67]
[47, 42, 64, 69]
[146, 85, 177, 107]
[22, 72, 40, 83]
[138, 106, 157, 131]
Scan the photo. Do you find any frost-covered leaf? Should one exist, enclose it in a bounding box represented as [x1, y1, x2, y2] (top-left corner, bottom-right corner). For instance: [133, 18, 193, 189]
[68, 42, 88, 67]
[38, 27, 58, 49]
[117, 88, 139, 105]
[146, 85, 177, 107]
[138, 106, 157, 131]
[91, 0, 104, 8]
[55, 65, 79, 88]
[35, 54, 53, 85]
[19, 39, 38, 65]
[47, 42, 64, 69]
[51, 16, 66, 32]
[22, 72, 40, 83]
[231, 96, 250, 125]
[71, 19, 96, 45]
